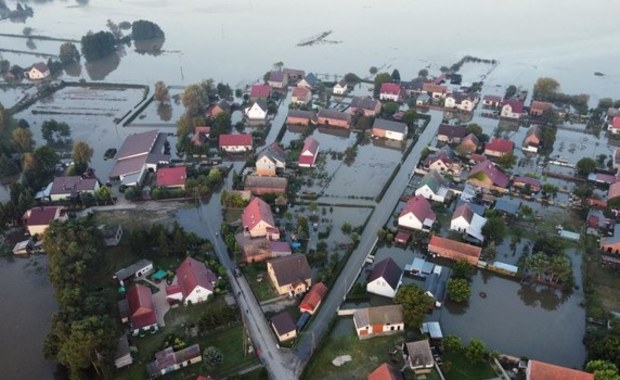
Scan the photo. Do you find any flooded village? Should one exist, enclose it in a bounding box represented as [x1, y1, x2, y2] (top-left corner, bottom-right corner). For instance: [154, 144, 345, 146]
[2, 1, 620, 380]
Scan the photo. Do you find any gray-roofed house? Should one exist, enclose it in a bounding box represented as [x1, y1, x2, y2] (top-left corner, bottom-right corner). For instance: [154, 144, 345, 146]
[145, 344, 202, 378]
[372, 119, 408, 141]
[244, 175, 287, 195]
[350, 96, 382, 117]
[256, 143, 286, 176]
[109, 130, 170, 186]
[245, 100, 268, 121]
[403, 340, 434, 375]
[367, 257, 403, 298]
[267, 254, 312, 296]
[286, 109, 318, 126]
[353, 304, 404, 340]
[317, 108, 351, 128]
[414, 170, 450, 203]
[267, 71, 288, 89]
[437, 124, 468, 144]
[416, 93, 431, 106]
[48, 176, 100, 201]
[271, 310, 297, 342]
[297, 72, 319, 89]
[424, 269, 448, 307]
[113, 259, 154, 287]
[114, 334, 133, 369]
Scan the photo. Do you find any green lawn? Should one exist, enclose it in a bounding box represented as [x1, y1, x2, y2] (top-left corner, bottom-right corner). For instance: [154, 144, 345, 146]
[443, 351, 496, 380]
[224, 208, 244, 224]
[241, 264, 279, 302]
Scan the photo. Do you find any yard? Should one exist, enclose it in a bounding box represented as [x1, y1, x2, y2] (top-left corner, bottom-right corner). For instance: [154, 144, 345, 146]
[584, 236, 620, 318]
[240, 263, 279, 302]
[443, 351, 496, 380]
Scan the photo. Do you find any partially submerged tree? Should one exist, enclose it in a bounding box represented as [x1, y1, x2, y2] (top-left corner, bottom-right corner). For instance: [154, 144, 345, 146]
[394, 284, 434, 329]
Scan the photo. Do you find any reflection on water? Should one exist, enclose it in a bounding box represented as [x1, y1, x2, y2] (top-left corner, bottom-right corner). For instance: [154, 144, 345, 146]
[63, 61, 82, 77]
[85, 52, 120, 80]
[134, 37, 166, 56]
[517, 283, 571, 311]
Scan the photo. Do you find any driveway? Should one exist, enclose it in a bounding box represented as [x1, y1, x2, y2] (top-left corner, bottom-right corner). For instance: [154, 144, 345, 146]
[144, 277, 171, 327]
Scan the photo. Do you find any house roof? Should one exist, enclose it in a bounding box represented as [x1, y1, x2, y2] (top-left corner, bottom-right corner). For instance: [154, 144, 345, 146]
[191, 126, 211, 146]
[502, 99, 524, 114]
[32, 62, 49, 73]
[428, 235, 482, 261]
[449, 91, 478, 103]
[299, 136, 320, 166]
[405, 340, 433, 369]
[258, 143, 287, 164]
[249, 100, 268, 112]
[318, 108, 351, 122]
[609, 181, 620, 200]
[353, 305, 404, 328]
[300, 282, 328, 312]
[380, 82, 401, 95]
[400, 196, 436, 224]
[483, 95, 502, 103]
[452, 203, 474, 224]
[335, 80, 347, 89]
[50, 176, 99, 196]
[268, 71, 285, 82]
[469, 160, 510, 188]
[250, 84, 271, 98]
[401, 78, 424, 91]
[127, 284, 157, 329]
[613, 116, 620, 130]
[287, 109, 317, 121]
[270, 240, 291, 255]
[23, 206, 65, 227]
[437, 124, 468, 140]
[292, 86, 310, 99]
[283, 68, 305, 78]
[530, 100, 553, 113]
[422, 83, 447, 94]
[114, 259, 153, 281]
[418, 170, 445, 193]
[527, 359, 594, 380]
[271, 310, 296, 335]
[351, 96, 380, 111]
[244, 175, 287, 192]
[485, 138, 514, 153]
[513, 176, 541, 189]
[268, 253, 311, 287]
[219, 133, 252, 147]
[176, 256, 217, 297]
[373, 119, 407, 134]
[526, 125, 542, 139]
[368, 363, 403, 380]
[368, 257, 403, 291]
[117, 129, 160, 159]
[156, 166, 187, 188]
[302, 73, 318, 87]
[461, 133, 479, 146]
[601, 224, 620, 245]
[242, 197, 275, 231]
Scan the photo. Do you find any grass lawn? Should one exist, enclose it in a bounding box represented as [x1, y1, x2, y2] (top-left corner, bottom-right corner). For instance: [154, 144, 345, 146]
[224, 207, 244, 224]
[583, 236, 620, 317]
[241, 264, 279, 302]
[443, 351, 496, 380]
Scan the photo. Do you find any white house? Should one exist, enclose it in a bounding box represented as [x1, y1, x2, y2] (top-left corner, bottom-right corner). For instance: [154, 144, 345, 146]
[444, 92, 479, 112]
[219, 134, 253, 153]
[26, 62, 50, 80]
[500, 99, 524, 119]
[415, 170, 450, 203]
[398, 196, 436, 231]
[245, 100, 268, 121]
[367, 258, 403, 298]
[256, 143, 286, 176]
[450, 203, 486, 242]
[353, 305, 404, 340]
[166, 257, 217, 305]
[333, 80, 348, 95]
[379, 83, 403, 102]
[372, 118, 408, 141]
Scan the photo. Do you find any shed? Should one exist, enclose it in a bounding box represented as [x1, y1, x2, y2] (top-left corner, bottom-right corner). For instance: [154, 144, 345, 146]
[421, 322, 443, 339]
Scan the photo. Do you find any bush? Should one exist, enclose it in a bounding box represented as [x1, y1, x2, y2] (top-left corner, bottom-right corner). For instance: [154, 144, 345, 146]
[81, 31, 117, 61]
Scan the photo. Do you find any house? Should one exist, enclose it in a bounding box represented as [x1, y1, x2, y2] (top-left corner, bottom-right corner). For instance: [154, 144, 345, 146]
[416, 93, 431, 106]
[286, 109, 317, 126]
[403, 340, 434, 375]
[191, 126, 211, 147]
[317, 109, 351, 128]
[48, 176, 100, 201]
[256, 143, 286, 176]
[468, 160, 510, 190]
[267, 71, 288, 89]
[298, 136, 320, 168]
[415, 170, 450, 203]
[219, 134, 253, 153]
[428, 235, 482, 265]
[297, 72, 319, 89]
[401, 78, 424, 95]
[589, 172, 617, 186]
[350, 96, 382, 117]
[299, 282, 328, 315]
[484, 138, 514, 158]
[421, 321, 444, 340]
[450, 203, 487, 242]
[609, 116, 620, 134]
[437, 124, 468, 144]
[271, 310, 297, 342]
[26, 62, 50, 80]
[600, 225, 620, 254]
[501, 99, 524, 119]
[242, 197, 276, 238]
[244, 175, 287, 195]
[245, 100, 268, 121]
[267, 254, 312, 295]
[114, 259, 154, 286]
[156, 166, 187, 190]
[353, 305, 404, 340]
[423, 147, 462, 175]
[529, 100, 553, 117]
[205, 100, 231, 117]
[444, 92, 479, 112]
[523, 126, 543, 152]
[291, 87, 312, 105]
[250, 84, 271, 101]
[482, 95, 502, 108]
[283, 68, 305, 82]
[372, 119, 408, 141]
[404, 257, 435, 278]
[398, 196, 436, 231]
[166, 257, 217, 305]
[333, 80, 348, 95]
[109, 130, 170, 186]
[22, 206, 68, 236]
[513, 176, 542, 193]
[526, 359, 594, 380]
[379, 83, 403, 102]
[422, 83, 448, 99]
[457, 133, 479, 155]
[366, 258, 403, 298]
[126, 284, 158, 335]
[241, 239, 291, 263]
[609, 181, 620, 201]
[368, 363, 403, 380]
[146, 344, 202, 378]
[114, 334, 133, 369]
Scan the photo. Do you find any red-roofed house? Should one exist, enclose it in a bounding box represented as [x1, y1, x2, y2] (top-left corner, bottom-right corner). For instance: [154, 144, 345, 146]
[26, 62, 50, 80]
[250, 84, 271, 101]
[422, 83, 448, 99]
[298, 136, 320, 168]
[299, 282, 328, 315]
[242, 198, 276, 238]
[167, 257, 217, 305]
[482, 95, 502, 108]
[484, 138, 514, 158]
[368, 363, 404, 380]
[428, 235, 481, 265]
[609, 181, 620, 200]
[292, 87, 312, 105]
[127, 284, 158, 335]
[379, 83, 403, 102]
[205, 100, 231, 118]
[398, 196, 436, 231]
[156, 166, 187, 190]
[501, 99, 524, 119]
[468, 160, 510, 190]
[513, 176, 542, 193]
[219, 134, 253, 153]
[609, 116, 620, 135]
[22, 206, 68, 236]
[523, 126, 542, 153]
[526, 359, 593, 380]
[191, 126, 211, 147]
[530, 101, 553, 116]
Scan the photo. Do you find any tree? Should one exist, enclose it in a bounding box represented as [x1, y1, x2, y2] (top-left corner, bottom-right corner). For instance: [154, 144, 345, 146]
[504, 85, 517, 99]
[447, 278, 471, 303]
[341, 222, 353, 234]
[452, 260, 474, 280]
[72, 141, 94, 174]
[576, 157, 597, 176]
[443, 335, 462, 352]
[42, 119, 71, 145]
[80, 31, 117, 62]
[464, 338, 486, 363]
[394, 284, 434, 329]
[588, 336, 620, 369]
[391, 69, 401, 82]
[496, 152, 517, 169]
[574, 183, 593, 199]
[0, 154, 18, 178]
[369, 66, 378, 75]
[481, 216, 506, 242]
[182, 84, 205, 115]
[12, 127, 34, 153]
[402, 109, 417, 126]
[154, 81, 169, 103]
[343, 73, 360, 83]
[59, 42, 80, 64]
[211, 112, 232, 136]
[466, 123, 483, 138]
[308, 202, 319, 213]
[533, 77, 560, 100]
[203, 346, 224, 366]
[131, 20, 165, 40]
[374, 72, 392, 93]
[382, 101, 399, 116]
[586, 360, 620, 380]
[418, 69, 429, 78]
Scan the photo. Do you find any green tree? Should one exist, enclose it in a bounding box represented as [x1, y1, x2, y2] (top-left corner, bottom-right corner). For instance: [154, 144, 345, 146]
[211, 112, 232, 137]
[447, 278, 471, 303]
[131, 20, 165, 40]
[496, 152, 517, 169]
[394, 284, 434, 329]
[72, 141, 94, 173]
[466, 123, 483, 138]
[158, 230, 170, 256]
[343, 73, 360, 83]
[382, 101, 399, 116]
[154, 81, 169, 103]
[391, 69, 401, 82]
[374, 72, 392, 95]
[418, 69, 429, 78]
[308, 202, 319, 213]
[586, 360, 620, 380]
[443, 335, 462, 352]
[588, 336, 620, 369]
[576, 157, 597, 176]
[341, 222, 353, 234]
[464, 338, 486, 363]
[59, 42, 80, 64]
[95, 186, 111, 204]
[504, 85, 517, 99]
[80, 31, 117, 62]
[533, 77, 560, 100]
[452, 260, 474, 280]
[481, 216, 506, 242]
[182, 84, 205, 115]
[203, 346, 224, 366]
[402, 109, 417, 126]
[12, 127, 34, 153]
[369, 66, 378, 75]
[0, 154, 18, 178]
